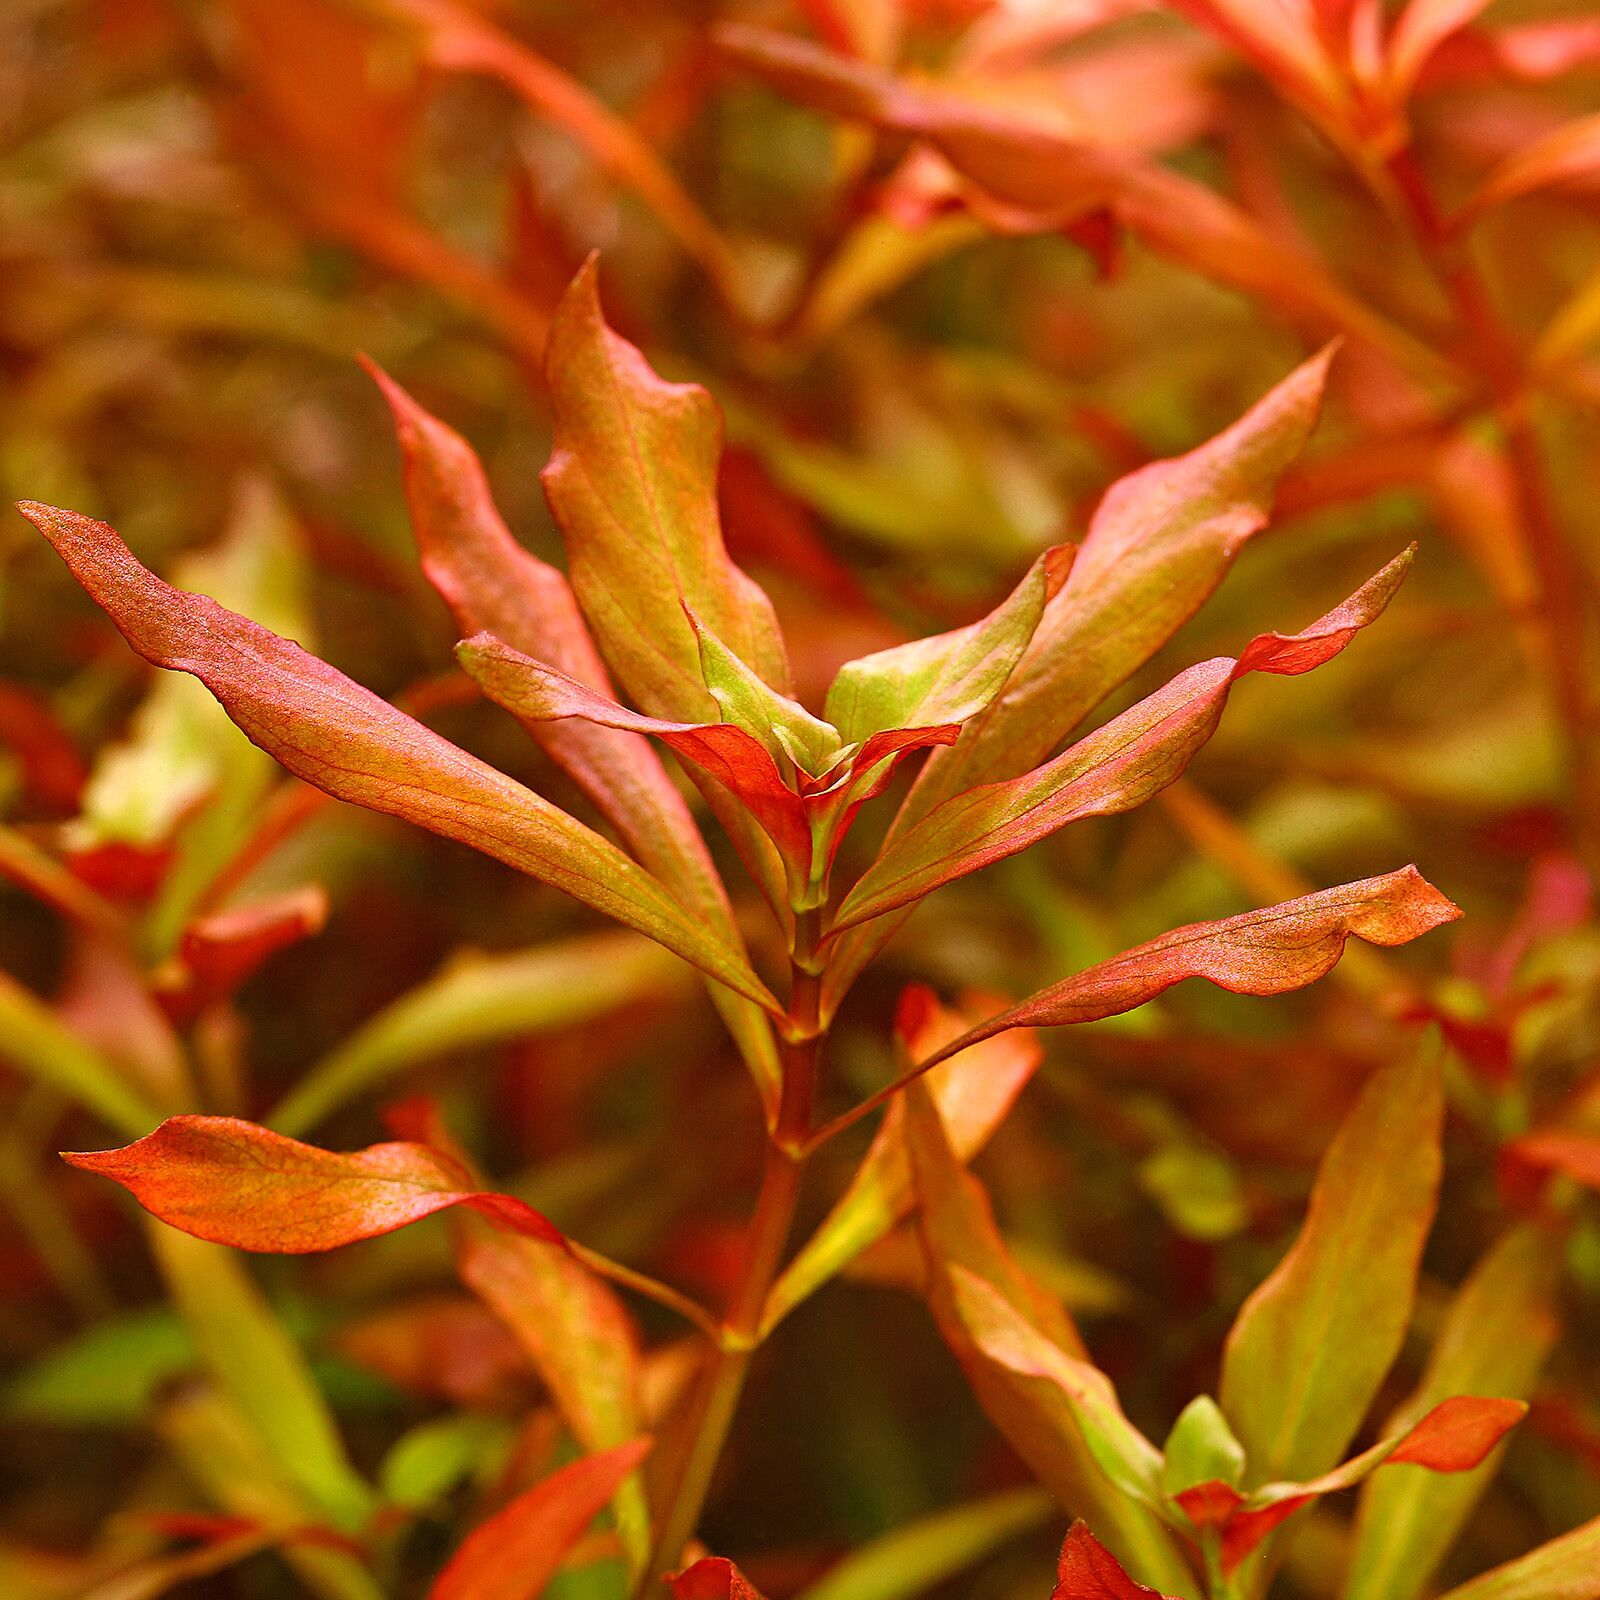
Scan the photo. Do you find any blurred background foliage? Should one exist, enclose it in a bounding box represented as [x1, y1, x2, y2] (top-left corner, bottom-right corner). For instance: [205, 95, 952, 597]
[2, 0, 1600, 1596]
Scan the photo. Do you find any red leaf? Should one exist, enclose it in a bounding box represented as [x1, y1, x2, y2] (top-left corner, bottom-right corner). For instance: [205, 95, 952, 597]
[428, 1437, 652, 1600]
[1052, 1522, 1183, 1600]
[162, 884, 328, 1020]
[1498, 1130, 1600, 1208]
[18, 501, 777, 1013]
[916, 868, 1460, 1066]
[1388, 1397, 1530, 1470]
[670, 1557, 772, 1600]
[62, 1115, 564, 1252]
[835, 551, 1413, 930]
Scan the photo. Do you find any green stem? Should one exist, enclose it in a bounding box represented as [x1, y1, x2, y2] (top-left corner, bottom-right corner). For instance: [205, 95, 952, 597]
[642, 913, 824, 1585]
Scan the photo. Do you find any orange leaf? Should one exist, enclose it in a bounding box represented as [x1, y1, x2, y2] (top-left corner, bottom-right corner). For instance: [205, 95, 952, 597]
[670, 1557, 772, 1600]
[62, 1115, 564, 1252]
[428, 1437, 652, 1600]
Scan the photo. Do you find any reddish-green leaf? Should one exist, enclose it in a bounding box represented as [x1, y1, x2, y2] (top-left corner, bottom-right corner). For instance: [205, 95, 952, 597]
[834, 551, 1412, 931]
[163, 884, 327, 1020]
[670, 1557, 771, 1600]
[457, 1229, 648, 1569]
[63, 1116, 563, 1252]
[426, 1437, 651, 1600]
[1219, 1048, 1446, 1484]
[904, 1081, 1196, 1594]
[1498, 1129, 1600, 1205]
[1347, 1226, 1563, 1600]
[821, 347, 1335, 1014]
[1436, 1515, 1600, 1600]
[18, 502, 778, 1013]
[542, 259, 790, 717]
[914, 870, 1460, 1068]
[1052, 1521, 1184, 1600]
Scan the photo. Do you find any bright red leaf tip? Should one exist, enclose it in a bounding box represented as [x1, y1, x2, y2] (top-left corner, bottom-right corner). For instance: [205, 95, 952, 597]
[1052, 1522, 1182, 1600]
[61, 1115, 564, 1253]
[1388, 1395, 1529, 1469]
[669, 1556, 772, 1600]
[428, 1436, 651, 1600]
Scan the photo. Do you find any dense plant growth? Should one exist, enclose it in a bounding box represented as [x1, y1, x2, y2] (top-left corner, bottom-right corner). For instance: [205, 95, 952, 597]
[1, 2, 1599, 1599]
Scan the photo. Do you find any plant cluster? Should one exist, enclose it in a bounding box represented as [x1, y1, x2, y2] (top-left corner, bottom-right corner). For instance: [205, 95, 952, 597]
[1, 3, 1599, 1600]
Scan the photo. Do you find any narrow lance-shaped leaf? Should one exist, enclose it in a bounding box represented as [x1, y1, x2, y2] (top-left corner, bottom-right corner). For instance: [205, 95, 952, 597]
[64, 1116, 565, 1252]
[1345, 1226, 1564, 1600]
[822, 347, 1335, 1015]
[458, 1227, 649, 1572]
[540, 260, 796, 913]
[792, 1486, 1055, 1600]
[1052, 1521, 1185, 1600]
[914, 870, 1460, 1070]
[18, 502, 778, 1015]
[823, 544, 1075, 747]
[904, 1079, 1197, 1595]
[542, 259, 790, 716]
[834, 551, 1412, 932]
[1220, 1047, 1445, 1485]
[427, 1437, 652, 1600]
[366, 365, 784, 1114]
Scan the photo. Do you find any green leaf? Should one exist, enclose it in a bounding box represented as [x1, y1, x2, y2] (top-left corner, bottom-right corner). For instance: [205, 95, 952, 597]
[1344, 1226, 1563, 1600]
[823, 545, 1072, 748]
[379, 1413, 514, 1510]
[4, 1305, 193, 1426]
[1161, 1397, 1246, 1498]
[1220, 1049, 1444, 1485]
[793, 1487, 1054, 1600]
[270, 933, 692, 1137]
[148, 1223, 376, 1533]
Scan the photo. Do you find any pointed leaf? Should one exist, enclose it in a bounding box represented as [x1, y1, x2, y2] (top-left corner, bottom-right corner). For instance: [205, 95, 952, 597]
[822, 348, 1335, 1015]
[458, 1228, 649, 1571]
[427, 1437, 651, 1600]
[671, 1558, 770, 1600]
[542, 260, 789, 719]
[64, 1116, 564, 1252]
[1181, 1397, 1528, 1571]
[368, 364, 782, 1114]
[823, 545, 1074, 747]
[18, 502, 777, 1013]
[835, 552, 1411, 930]
[762, 988, 1042, 1332]
[1220, 1048, 1445, 1484]
[904, 1082, 1196, 1594]
[1052, 1522, 1184, 1600]
[915, 870, 1460, 1067]
[1461, 111, 1600, 222]
[1346, 1226, 1563, 1600]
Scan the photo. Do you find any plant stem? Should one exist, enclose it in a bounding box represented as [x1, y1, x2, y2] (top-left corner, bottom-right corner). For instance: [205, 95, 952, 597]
[643, 913, 824, 1586]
